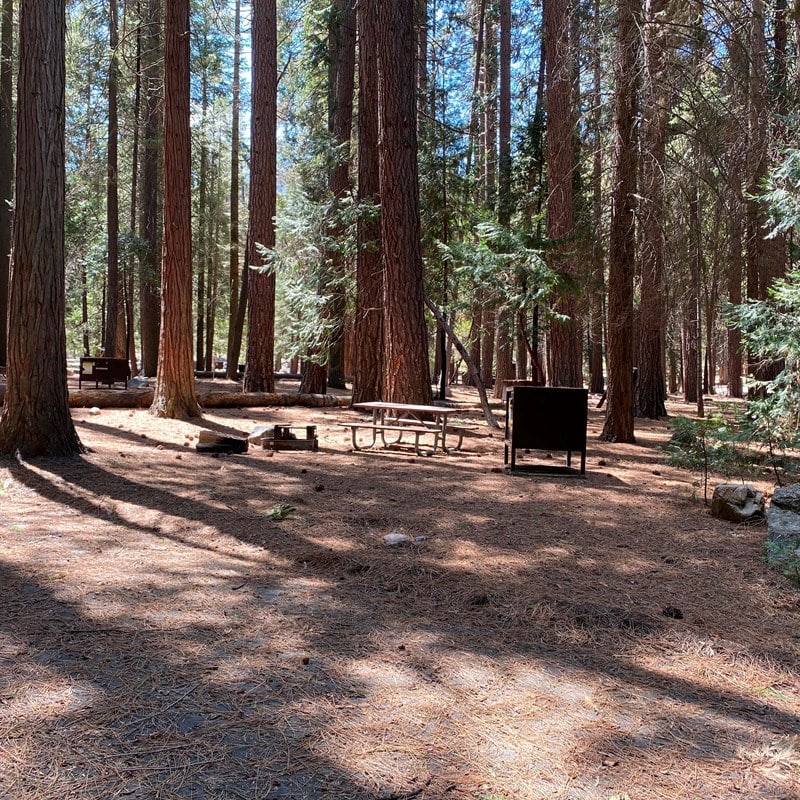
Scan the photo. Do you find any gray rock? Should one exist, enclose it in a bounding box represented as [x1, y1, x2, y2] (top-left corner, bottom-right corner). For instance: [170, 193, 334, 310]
[767, 485, 800, 566]
[770, 484, 800, 513]
[249, 424, 272, 443]
[710, 483, 765, 523]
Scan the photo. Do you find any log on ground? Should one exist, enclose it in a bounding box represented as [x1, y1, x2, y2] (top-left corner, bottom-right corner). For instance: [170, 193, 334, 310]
[0, 386, 350, 410]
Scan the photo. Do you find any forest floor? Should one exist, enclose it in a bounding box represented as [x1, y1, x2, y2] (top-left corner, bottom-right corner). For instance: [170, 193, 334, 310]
[0, 378, 799, 800]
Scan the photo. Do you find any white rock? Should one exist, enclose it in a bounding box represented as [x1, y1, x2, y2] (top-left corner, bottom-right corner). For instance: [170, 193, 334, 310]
[383, 532, 411, 546]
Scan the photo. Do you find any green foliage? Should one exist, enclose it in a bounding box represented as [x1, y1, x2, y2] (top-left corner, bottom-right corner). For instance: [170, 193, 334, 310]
[446, 218, 558, 313]
[766, 540, 800, 587]
[267, 185, 358, 363]
[725, 270, 800, 485]
[761, 146, 800, 239]
[663, 415, 745, 502]
[267, 503, 295, 521]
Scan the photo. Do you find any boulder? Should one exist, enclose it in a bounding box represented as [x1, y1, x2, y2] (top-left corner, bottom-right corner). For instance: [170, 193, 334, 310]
[766, 485, 800, 566]
[248, 424, 272, 443]
[710, 483, 765, 523]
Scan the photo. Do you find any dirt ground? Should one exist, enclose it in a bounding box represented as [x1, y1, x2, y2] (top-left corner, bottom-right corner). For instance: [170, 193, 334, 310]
[0, 380, 798, 800]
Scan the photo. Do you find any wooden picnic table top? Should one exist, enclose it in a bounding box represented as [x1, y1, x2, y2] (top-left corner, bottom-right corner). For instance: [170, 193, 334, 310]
[352, 401, 455, 416]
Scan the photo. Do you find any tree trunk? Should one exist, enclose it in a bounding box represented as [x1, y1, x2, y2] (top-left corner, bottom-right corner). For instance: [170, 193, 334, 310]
[687, 182, 704, 416]
[634, 0, 669, 418]
[139, 0, 162, 377]
[493, 307, 514, 398]
[481, 308, 495, 386]
[301, 0, 356, 397]
[725, 13, 747, 399]
[483, 7, 497, 212]
[205, 209, 219, 371]
[0, 0, 84, 456]
[325, 0, 357, 390]
[150, 0, 199, 418]
[588, 0, 604, 395]
[226, 0, 241, 379]
[600, 0, 640, 443]
[464, 0, 487, 179]
[196, 62, 209, 371]
[126, 0, 142, 377]
[424, 295, 499, 428]
[0, 0, 12, 367]
[351, 0, 383, 404]
[104, 0, 123, 359]
[463, 297, 482, 387]
[243, 0, 278, 393]
[374, 1, 431, 405]
[545, 0, 582, 387]
[516, 307, 528, 379]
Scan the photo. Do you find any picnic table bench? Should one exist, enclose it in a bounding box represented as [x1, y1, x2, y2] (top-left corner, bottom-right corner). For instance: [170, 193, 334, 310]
[341, 401, 477, 456]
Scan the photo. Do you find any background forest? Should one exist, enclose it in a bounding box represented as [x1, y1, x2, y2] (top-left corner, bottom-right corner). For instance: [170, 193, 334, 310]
[1, 0, 799, 445]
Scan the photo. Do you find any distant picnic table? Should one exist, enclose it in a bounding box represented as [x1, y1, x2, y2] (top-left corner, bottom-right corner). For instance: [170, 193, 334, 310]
[342, 401, 474, 456]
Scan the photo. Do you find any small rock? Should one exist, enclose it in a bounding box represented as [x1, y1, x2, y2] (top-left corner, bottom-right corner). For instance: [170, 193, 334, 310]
[156, 444, 164, 450]
[383, 532, 411, 546]
[597, 458, 607, 466]
[88, 407, 101, 415]
[771, 485, 800, 513]
[767, 485, 800, 567]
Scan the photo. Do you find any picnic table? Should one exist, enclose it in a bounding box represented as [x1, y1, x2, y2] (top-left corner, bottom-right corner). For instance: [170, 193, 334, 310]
[343, 401, 472, 456]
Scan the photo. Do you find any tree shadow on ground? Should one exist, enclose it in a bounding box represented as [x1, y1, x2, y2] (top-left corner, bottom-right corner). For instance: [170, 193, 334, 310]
[1, 427, 798, 799]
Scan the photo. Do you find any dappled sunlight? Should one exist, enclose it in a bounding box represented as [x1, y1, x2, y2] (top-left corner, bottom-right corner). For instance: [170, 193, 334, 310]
[0, 400, 797, 799]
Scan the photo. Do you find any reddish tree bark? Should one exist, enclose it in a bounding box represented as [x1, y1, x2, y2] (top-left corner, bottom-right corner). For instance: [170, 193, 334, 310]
[351, 0, 383, 403]
[545, 0, 582, 387]
[326, 0, 357, 390]
[150, 0, 199, 418]
[635, 0, 669, 418]
[600, 0, 640, 443]
[139, 0, 162, 377]
[0, 0, 83, 456]
[0, 0, 12, 367]
[226, 0, 242, 379]
[374, 1, 431, 404]
[105, 0, 124, 358]
[243, 0, 278, 393]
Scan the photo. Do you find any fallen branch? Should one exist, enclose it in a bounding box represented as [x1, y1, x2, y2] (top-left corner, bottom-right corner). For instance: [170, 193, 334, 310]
[423, 294, 500, 429]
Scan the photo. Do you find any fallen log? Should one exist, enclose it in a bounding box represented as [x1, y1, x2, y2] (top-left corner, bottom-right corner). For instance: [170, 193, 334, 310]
[199, 390, 347, 408]
[0, 386, 350, 410]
